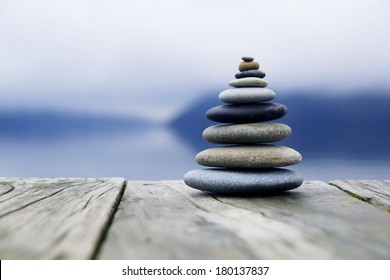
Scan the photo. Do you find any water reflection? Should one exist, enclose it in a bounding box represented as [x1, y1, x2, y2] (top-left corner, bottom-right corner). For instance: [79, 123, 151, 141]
[0, 124, 389, 180]
[0, 126, 198, 179]
[291, 159, 390, 181]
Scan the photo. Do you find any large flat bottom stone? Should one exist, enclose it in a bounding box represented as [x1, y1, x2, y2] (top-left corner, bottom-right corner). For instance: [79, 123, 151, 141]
[183, 168, 304, 194]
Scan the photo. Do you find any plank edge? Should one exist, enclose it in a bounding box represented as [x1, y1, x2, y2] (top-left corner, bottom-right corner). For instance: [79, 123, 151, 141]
[329, 180, 390, 213]
[90, 179, 127, 259]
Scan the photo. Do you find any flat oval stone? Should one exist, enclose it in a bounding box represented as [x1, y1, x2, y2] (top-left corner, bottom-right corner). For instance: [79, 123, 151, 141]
[206, 103, 287, 123]
[203, 123, 291, 144]
[235, 70, 266, 79]
[228, 77, 268, 88]
[239, 61, 259, 72]
[241, 56, 254, 62]
[219, 88, 275, 104]
[184, 168, 304, 194]
[196, 145, 302, 168]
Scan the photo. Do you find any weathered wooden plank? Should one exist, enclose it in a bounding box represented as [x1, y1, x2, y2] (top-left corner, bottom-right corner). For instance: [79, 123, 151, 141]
[200, 180, 390, 259]
[97, 180, 255, 259]
[0, 177, 125, 259]
[330, 180, 390, 212]
[98, 180, 390, 259]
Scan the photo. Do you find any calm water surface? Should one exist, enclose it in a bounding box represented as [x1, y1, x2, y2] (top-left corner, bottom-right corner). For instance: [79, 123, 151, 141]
[0, 127, 389, 181]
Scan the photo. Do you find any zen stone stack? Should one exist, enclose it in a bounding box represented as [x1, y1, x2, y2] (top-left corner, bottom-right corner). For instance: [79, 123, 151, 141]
[184, 57, 303, 194]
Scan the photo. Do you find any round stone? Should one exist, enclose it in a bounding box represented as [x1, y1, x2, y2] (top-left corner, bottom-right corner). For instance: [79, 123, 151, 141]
[219, 88, 275, 104]
[228, 77, 268, 88]
[241, 56, 254, 62]
[196, 145, 302, 168]
[183, 168, 304, 194]
[206, 103, 287, 123]
[203, 123, 292, 144]
[235, 70, 266, 79]
[239, 61, 260, 72]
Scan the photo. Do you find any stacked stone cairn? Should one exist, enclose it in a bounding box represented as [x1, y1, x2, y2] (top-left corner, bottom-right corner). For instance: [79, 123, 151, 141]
[184, 57, 303, 194]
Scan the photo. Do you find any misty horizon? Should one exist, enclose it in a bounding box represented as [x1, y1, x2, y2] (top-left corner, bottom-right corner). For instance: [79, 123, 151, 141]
[1, 0, 390, 120]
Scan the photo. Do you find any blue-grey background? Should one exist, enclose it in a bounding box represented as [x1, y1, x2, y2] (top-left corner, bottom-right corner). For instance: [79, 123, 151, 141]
[1, 0, 389, 180]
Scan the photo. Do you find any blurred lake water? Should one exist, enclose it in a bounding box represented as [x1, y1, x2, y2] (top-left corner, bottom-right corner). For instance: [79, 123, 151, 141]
[0, 125, 389, 181]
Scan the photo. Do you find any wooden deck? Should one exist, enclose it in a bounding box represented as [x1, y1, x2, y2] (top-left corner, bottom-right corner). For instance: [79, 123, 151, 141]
[0, 178, 389, 259]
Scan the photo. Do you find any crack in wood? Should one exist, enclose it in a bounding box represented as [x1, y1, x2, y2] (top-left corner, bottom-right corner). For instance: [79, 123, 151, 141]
[0, 188, 66, 219]
[329, 180, 390, 213]
[0, 184, 14, 197]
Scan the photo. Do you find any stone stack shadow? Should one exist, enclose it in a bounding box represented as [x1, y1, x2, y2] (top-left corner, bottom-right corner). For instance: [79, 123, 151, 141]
[184, 57, 303, 194]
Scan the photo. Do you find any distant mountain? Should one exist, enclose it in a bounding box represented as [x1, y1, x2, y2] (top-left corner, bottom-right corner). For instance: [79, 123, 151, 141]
[0, 110, 154, 140]
[169, 90, 390, 160]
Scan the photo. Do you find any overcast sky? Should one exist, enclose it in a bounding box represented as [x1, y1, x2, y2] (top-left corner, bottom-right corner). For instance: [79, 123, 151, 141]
[1, 0, 389, 121]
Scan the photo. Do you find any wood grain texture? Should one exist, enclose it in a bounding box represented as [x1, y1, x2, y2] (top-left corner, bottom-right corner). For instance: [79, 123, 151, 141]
[98, 180, 254, 260]
[2, 178, 390, 260]
[0, 177, 125, 259]
[330, 180, 390, 212]
[98, 180, 390, 259]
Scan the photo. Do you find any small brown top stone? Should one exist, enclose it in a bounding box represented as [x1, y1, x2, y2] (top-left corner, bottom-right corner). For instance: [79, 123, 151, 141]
[239, 61, 260, 72]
